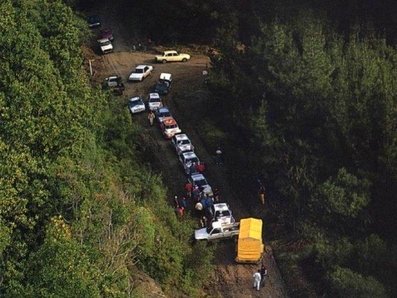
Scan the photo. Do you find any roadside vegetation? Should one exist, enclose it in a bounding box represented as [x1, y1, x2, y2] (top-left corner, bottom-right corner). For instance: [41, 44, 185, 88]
[0, 1, 213, 297]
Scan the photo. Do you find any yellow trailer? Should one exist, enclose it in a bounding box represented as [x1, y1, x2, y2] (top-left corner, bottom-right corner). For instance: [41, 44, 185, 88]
[235, 218, 264, 263]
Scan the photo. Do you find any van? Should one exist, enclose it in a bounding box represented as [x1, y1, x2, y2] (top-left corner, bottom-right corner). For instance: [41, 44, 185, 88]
[235, 218, 264, 263]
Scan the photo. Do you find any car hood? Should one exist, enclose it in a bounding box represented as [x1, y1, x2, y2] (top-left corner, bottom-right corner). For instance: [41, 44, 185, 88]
[194, 228, 209, 240]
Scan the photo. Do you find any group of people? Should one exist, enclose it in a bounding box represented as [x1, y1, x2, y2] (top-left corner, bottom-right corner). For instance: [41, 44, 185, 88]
[180, 182, 222, 225]
[253, 263, 268, 291]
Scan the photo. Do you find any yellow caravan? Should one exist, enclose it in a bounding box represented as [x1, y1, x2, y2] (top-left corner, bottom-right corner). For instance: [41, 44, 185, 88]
[235, 218, 264, 263]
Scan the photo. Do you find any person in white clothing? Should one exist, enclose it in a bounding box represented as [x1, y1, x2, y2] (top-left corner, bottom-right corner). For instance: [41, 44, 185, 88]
[253, 269, 262, 291]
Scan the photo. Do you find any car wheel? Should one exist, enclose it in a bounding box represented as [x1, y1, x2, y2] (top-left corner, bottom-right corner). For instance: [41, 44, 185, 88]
[182, 58, 187, 62]
[162, 59, 167, 64]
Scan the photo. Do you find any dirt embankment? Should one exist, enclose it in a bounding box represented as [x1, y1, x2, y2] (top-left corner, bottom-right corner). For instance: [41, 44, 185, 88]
[83, 3, 288, 297]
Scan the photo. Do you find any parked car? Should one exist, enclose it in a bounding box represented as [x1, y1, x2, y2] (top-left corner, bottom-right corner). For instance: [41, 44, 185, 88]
[194, 221, 240, 241]
[155, 50, 190, 63]
[172, 134, 194, 155]
[98, 38, 113, 54]
[103, 75, 122, 88]
[178, 151, 200, 175]
[155, 106, 172, 124]
[147, 93, 163, 111]
[211, 203, 235, 225]
[103, 76, 125, 95]
[153, 73, 172, 95]
[128, 96, 146, 114]
[128, 65, 153, 82]
[160, 117, 181, 139]
[87, 15, 101, 28]
[97, 28, 114, 41]
[188, 173, 213, 196]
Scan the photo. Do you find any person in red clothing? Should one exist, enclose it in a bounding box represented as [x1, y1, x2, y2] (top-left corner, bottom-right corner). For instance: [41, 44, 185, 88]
[184, 182, 193, 198]
[195, 162, 205, 173]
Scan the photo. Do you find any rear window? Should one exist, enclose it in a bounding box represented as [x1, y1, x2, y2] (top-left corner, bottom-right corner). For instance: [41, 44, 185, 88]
[165, 124, 177, 129]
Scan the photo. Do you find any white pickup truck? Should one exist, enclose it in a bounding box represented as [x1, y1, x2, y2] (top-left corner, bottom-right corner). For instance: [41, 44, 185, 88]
[194, 221, 240, 241]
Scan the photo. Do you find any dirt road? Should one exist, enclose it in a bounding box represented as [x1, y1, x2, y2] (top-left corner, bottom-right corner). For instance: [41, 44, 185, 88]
[83, 4, 288, 297]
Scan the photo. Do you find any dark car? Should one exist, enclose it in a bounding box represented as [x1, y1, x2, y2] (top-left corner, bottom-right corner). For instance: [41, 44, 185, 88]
[97, 28, 114, 41]
[153, 73, 172, 95]
[153, 80, 171, 95]
[155, 106, 172, 123]
[87, 15, 101, 28]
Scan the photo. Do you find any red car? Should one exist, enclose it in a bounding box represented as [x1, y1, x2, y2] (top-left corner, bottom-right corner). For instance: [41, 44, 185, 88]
[97, 28, 114, 41]
[160, 117, 182, 139]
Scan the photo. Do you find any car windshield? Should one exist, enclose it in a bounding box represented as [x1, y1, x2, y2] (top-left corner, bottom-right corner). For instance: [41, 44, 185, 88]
[165, 124, 177, 129]
[150, 98, 161, 103]
[101, 41, 111, 46]
[216, 210, 231, 217]
[178, 140, 190, 145]
[159, 111, 171, 118]
[129, 100, 142, 106]
[135, 69, 144, 73]
[195, 178, 207, 187]
[187, 157, 198, 164]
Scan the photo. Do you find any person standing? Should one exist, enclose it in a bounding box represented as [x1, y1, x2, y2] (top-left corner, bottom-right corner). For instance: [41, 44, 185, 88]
[184, 182, 193, 198]
[260, 264, 268, 288]
[259, 185, 266, 205]
[192, 185, 200, 202]
[148, 110, 155, 126]
[215, 146, 223, 165]
[253, 269, 262, 291]
[213, 188, 220, 202]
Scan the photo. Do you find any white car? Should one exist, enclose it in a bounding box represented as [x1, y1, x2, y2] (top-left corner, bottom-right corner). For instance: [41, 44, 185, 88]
[128, 65, 153, 81]
[189, 173, 213, 196]
[97, 38, 113, 54]
[212, 203, 235, 225]
[155, 50, 190, 63]
[103, 75, 121, 87]
[128, 96, 146, 114]
[147, 93, 163, 111]
[179, 151, 199, 174]
[172, 134, 194, 154]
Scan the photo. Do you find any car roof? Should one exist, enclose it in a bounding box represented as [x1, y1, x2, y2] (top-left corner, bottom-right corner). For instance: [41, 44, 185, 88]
[213, 203, 230, 212]
[98, 38, 110, 43]
[136, 65, 149, 69]
[163, 117, 176, 125]
[175, 134, 188, 141]
[160, 73, 172, 81]
[158, 107, 170, 112]
[129, 96, 142, 102]
[163, 50, 177, 54]
[191, 173, 205, 181]
[106, 75, 119, 80]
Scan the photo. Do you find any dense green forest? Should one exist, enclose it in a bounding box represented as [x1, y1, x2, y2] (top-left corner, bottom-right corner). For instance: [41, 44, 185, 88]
[114, 0, 397, 296]
[0, 0, 212, 296]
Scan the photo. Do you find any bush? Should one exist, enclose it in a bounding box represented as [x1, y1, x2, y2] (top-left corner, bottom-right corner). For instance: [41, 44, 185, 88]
[327, 266, 387, 298]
